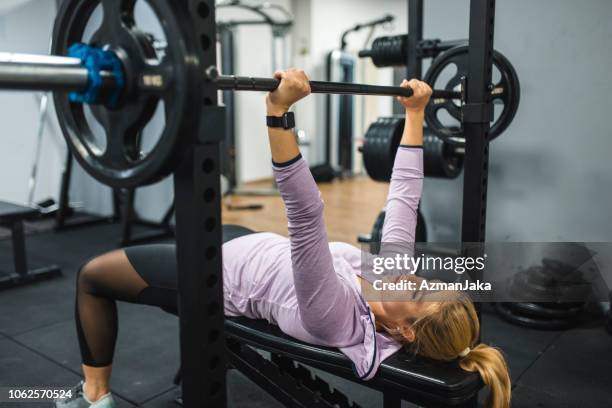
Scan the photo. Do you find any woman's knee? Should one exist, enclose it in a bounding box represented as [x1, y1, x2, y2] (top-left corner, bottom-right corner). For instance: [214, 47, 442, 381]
[77, 251, 123, 293]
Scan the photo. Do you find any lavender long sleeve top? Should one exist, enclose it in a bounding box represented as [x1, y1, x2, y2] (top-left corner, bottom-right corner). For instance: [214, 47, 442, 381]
[222, 147, 424, 380]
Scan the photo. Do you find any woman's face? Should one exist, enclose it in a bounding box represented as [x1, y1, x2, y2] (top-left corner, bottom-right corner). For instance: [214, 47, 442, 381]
[379, 275, 456, 339]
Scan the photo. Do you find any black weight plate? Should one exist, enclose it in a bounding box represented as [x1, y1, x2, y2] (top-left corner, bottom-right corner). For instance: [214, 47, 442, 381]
[362, 116, 404, 182]
[424, 45, 520, 145]
[423, 128, 463, 178]
[369, 35, 408, 68]
[510, 269, 591, 303]
[52, 0, 201, 188]
[507, 302, 584, 320]
[369, 209, 427, 254]
[526, 265, 583, 288]
[535, 265, 584, 288]
[542, 258, 583, 277]
[524, 266, 557, 287]
[369, 210, 386, 254]
[495, 303, 579, 330]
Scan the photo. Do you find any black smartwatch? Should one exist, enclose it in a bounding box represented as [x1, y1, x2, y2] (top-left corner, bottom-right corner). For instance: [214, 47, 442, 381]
[266, 112, 295, 129]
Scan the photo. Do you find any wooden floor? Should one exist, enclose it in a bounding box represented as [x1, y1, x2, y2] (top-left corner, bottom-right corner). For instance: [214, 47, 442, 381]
[221, 175, 389, 243]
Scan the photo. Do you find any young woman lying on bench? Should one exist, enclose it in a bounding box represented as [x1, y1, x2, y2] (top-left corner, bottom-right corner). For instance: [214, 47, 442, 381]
[56, 70, 510, 408]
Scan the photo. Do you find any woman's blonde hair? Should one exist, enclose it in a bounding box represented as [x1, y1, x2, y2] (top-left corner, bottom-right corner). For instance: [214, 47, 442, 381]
[405, 292, 511, 408]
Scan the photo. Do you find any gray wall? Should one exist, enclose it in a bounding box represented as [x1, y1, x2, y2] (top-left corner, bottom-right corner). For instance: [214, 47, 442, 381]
[0, 1, 66, 206]
[420, 0, 612, 242]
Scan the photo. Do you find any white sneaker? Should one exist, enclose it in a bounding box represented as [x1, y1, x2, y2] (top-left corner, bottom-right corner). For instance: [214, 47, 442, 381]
[54, 381, 115, 408]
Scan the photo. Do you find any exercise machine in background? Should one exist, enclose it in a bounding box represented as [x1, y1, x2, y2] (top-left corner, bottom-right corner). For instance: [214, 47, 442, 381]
[216, 0, 293, 200]
[25, 91, 175, 246]
[314, 15, 395, 183]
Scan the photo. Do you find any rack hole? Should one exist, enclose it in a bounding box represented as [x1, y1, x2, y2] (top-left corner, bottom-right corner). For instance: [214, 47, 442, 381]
[206, 246, 217, 260]
[209, 356, 220, 370]
[204, 217, 216, 232]
[197, 2, 210, 18]
[202, 158, 215, 173]
[203, 188, 216, 202]
[200, 34, 211, 50]
[208, 329, 220, 343]
[209, 381, 222, 396]
[208, 302, 220, 316]
[207, 274, 218, 288]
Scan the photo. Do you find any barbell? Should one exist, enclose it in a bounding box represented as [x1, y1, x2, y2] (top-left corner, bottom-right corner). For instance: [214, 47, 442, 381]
[0, 55, 460, 189]
[0, 0, 518, 189]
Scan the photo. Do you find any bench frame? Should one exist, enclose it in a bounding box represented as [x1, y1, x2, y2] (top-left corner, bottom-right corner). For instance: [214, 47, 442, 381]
[0, 211, 61, 290]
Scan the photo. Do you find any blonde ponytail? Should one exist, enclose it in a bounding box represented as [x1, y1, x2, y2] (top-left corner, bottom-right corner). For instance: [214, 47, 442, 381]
[459, 344, 511, 408]
[403, 292, 511, 408]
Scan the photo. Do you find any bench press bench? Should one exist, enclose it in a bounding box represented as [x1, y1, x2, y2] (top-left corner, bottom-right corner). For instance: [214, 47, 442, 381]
[224, 317, 482, 408]
[0, 201, 61, 290]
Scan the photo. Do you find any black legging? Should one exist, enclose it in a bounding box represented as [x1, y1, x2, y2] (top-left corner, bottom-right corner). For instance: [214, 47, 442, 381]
[75, 225, 255, 367]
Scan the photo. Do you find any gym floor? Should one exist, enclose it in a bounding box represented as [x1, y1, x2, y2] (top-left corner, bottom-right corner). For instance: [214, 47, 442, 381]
[1, 177, 610, 408]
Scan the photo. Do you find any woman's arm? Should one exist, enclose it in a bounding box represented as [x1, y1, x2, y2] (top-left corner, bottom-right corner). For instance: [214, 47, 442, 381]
[380, 80, 432, 245]
[267, 70, 360, 344]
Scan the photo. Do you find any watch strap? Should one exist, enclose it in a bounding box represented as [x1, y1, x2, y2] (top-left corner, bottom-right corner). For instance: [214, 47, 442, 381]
[266, 112, 295, 129]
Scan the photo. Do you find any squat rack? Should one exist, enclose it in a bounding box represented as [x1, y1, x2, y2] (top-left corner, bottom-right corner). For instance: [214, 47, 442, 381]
[173, 0, 496, 407]
[175, 0, 496, 406]
[0, 0, 493, 405]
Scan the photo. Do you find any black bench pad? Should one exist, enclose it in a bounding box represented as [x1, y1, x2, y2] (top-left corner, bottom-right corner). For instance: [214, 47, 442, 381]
[0, 201, 38, 222]
[226, 317, 482, 406]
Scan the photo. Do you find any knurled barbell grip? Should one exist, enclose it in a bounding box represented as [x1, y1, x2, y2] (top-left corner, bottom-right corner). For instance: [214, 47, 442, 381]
[206, 65, 462, 99]
[206, 65, 416, 97]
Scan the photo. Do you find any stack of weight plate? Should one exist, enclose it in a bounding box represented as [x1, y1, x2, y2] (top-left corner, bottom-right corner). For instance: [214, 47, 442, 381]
[496, 258, 591, 330]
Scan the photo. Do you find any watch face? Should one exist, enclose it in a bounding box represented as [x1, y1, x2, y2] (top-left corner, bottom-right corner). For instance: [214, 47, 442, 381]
[267, 113, 294, 129]
[283, 112, 295, 129]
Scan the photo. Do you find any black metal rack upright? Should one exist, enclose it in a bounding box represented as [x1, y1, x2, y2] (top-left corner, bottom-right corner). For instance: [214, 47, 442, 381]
[405, 1, 496, 405]
[406, 0, 424, 80]
[405, 0, 494, 298]
[176, 1, 226, 407]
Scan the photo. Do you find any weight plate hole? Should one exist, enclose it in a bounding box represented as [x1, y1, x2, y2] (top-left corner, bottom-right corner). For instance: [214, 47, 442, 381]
[81, 4, 103, 43]
[140, 100, 166, 157]
[83, 105, 108, 156]
[134, 0, 168, 64]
